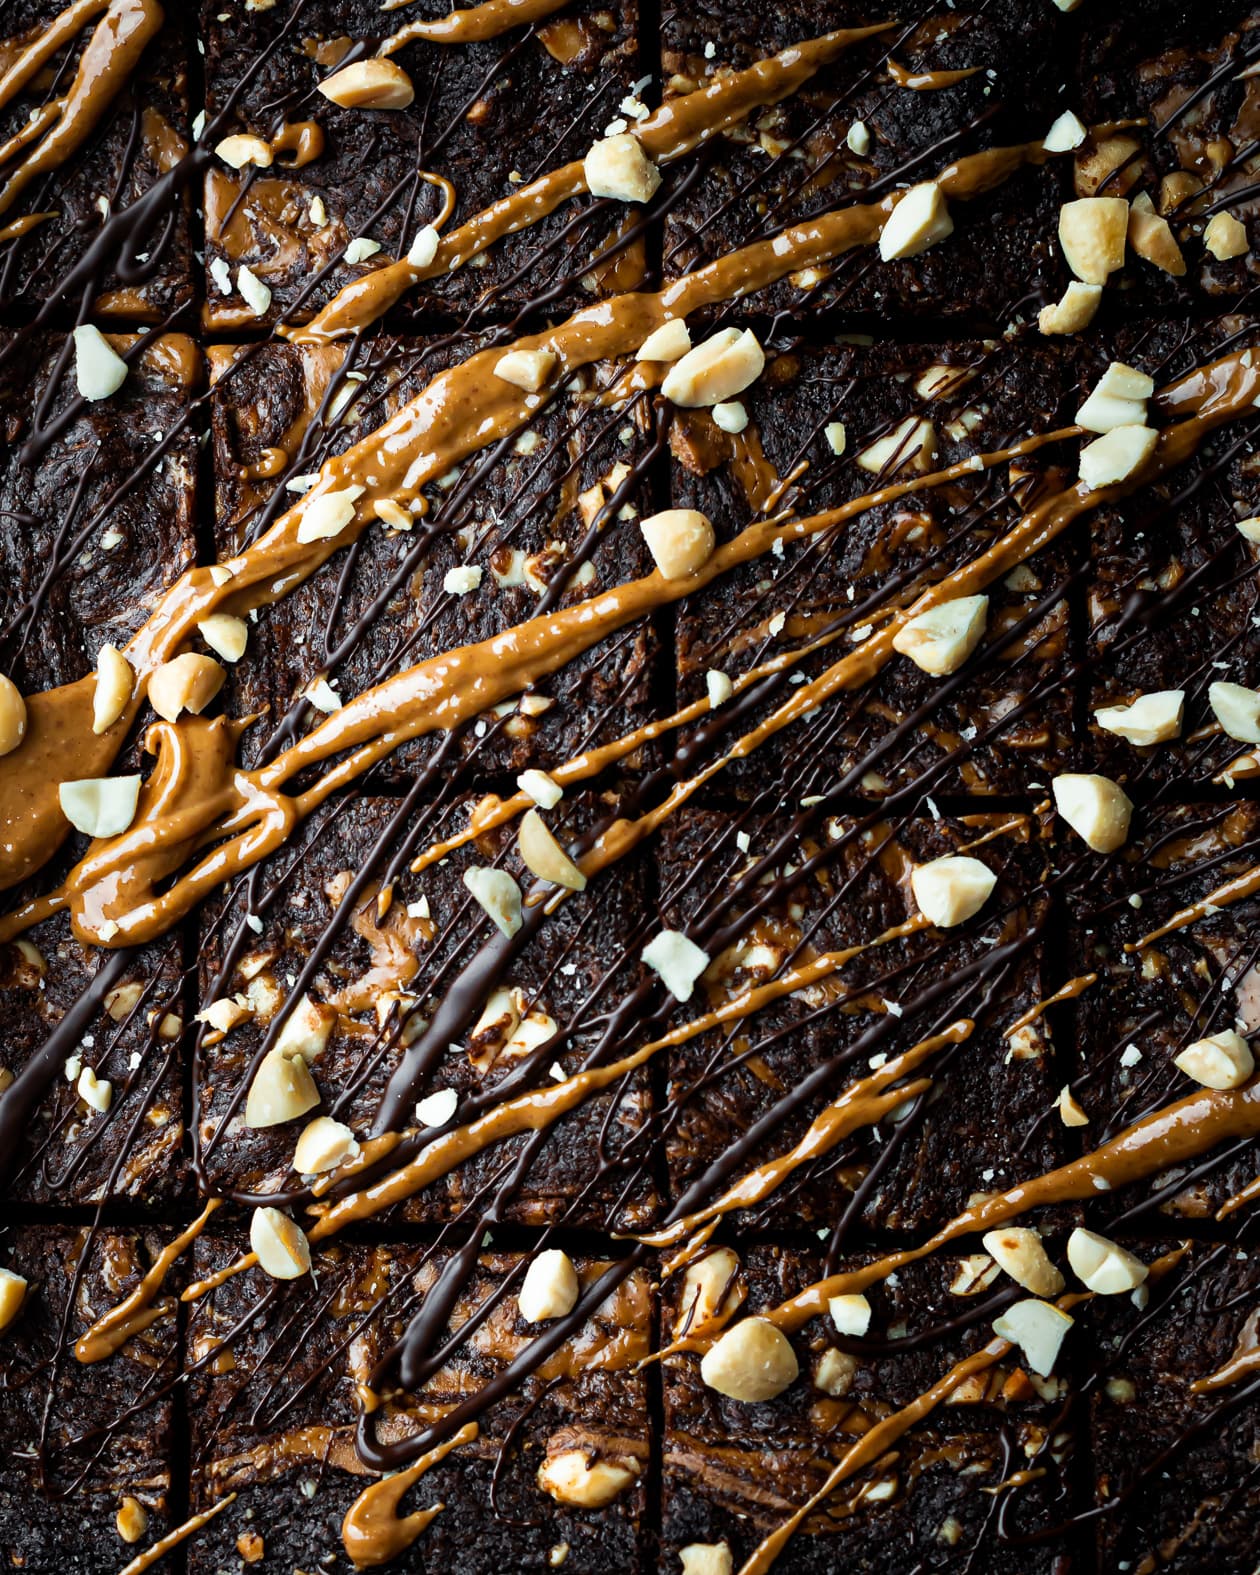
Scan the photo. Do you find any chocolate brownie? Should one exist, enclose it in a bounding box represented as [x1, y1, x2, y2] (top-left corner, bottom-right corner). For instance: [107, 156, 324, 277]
[658, 807, 1063, 1234]
[208, 334, 660, 780]
[1077, 1237, 1260, 1573]
[187, 1234, 651, 1575]
[661, 1, 1070, 325]
[661, 1245, 1078, 1574]
[0, 903, 187, 1205]
[1076, 0, 1260, 310]
[1083, 315, 1260, 791]
[195, 791, 655, 1227]
[0, 329, 200, 699]
[0, 1225, 180, 1572]
[0, 2, 192, 320]
[1062, 801, 1260, 1222]
[201, 0, 643, 330]
[669, 335, 1081, 800]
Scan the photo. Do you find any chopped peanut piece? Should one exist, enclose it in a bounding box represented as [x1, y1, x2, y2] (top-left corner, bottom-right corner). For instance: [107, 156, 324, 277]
[1058, 197, 1129, 283]
[878, 182, 953, 260]
[494, 348, 557, 391]
[147, 653, 225, 722]
[892, 595, 988, 676]
[700, 1317, 799, 1401]
[1066, 1229, 1148, 1295]
[583, 133, 661, 203]
[319, 58, 415, 109]
[911, 855, 996, 928]
[518, 1249, 580, 1321]
[0, 675, 26, 757]
[250, 1206, 312, 1280]
[639, 507, 716, 580]
[92, 645, 133, 733]
[1038, 281, 1102, 336]
[1204, 211, 1247, 261]
[982, 1228, 1064, 1297]
[1051, 773, 1132, 853]
[661, 328, 765, 407]
[519, 809, 587, 891]
[1173, 1030, 1254, 1091]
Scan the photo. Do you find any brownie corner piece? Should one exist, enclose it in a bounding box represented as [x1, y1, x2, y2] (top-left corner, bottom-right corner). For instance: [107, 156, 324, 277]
[1079, 1236, 1260, 1574]
[0, 3, 193, 319]
[201, 0, 643, 330]
[661, 1244, 1078, 1574]
[187, 1234, 652, 1574]
[0, 1224, 180, 1573]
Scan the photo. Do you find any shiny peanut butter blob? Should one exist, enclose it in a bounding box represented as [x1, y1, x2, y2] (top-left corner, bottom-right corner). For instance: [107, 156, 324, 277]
[0, 0, 164, 220]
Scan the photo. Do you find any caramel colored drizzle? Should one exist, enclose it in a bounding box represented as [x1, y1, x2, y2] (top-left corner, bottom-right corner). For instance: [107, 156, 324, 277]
[1190, 1308, 1260, 1392]
[0, 0, 164, 220]
[74, 1198, 220, 1363]
[886, 59, 982, 91]
[1003, 972, 1097, 1039]
[379, 0, 565, 42]
[293, 24, 896, 344]
[341, 1422, 477, 1568]
[1126, 859, 1260, 952]
[1216, 1170, 1260, 1221]
[738, 1340, 1008, 1574]
[116, 1493, 236, 1575]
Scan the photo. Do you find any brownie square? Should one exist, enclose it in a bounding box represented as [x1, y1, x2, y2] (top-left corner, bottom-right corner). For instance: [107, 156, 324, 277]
[195, 791, 655, 1227]
[1063, 800, 1260, 1222]
[0, 3, 192, 319]
[208, 335, 660, 780]
[669, 336, 1081, 800]
[0, 911, 188, 1205]
[659, 806, 1063, 1234]
[0, 1225, 180, 1573]
[187, 1235, 651, 1574]
[1077, 0, 1260, 311]
[1079, 1237, 1260, 1573]
[661, 1, 1069, 324]
[1083, 315, 1260, 791]
[201, 0, 642, 330]
[0, 330, 200, 700]
[662, 1245, 1077, 1573]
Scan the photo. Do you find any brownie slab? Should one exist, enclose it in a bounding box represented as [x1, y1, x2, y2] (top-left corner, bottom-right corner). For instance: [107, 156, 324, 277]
[0, 1225, 179, 1573]
[661, 1, 1069, 324]
[1078, 1236, 1260, 1574]
[201, 0, 642, 330]
[195, 791, 655, 1227]
[0, 3, 192, 319]
[669, 335, 1081, 800]
[208, 334, 660, 781]
[662, 1245, 1077, 1573]
[1063, 800, 1260, 1222]
[659, 806, 1063, 1234]
[0, 330, 200, 700]
[187, 1234, 651, 1575]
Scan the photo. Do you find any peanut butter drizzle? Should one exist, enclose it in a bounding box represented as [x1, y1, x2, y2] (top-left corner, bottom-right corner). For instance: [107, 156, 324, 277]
[758, 1080, 1260, 1339]
[75, 1198, 220, 1363]
[886, 59, 982, 90]
[0, 0, 164, 220]
[0, 211, 56, 241]
[292, 24, 897, 344]
[116, 1493, 236, 1575]
[1216, 1170, 1260, 1221]
[1190, 1308, 1260, 1392]
[380, 0, 567, 46]
[1004, 972, 1097, 1039]
[341, 1422, 477, 1569]
[638, 1016, 970, 1251]
[1126, 859, 1260, 952]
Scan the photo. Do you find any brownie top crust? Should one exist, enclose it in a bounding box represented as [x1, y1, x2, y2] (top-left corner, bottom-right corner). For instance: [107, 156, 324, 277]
[1, 5, 1259, 1575]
